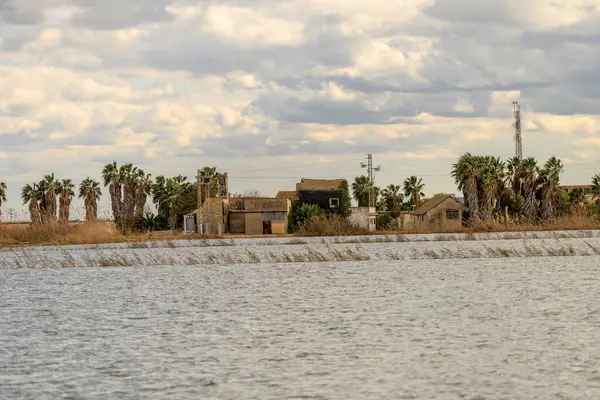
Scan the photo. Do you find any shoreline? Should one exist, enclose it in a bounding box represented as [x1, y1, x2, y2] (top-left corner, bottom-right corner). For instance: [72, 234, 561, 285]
[2, 227, 600, 252]
[3, 230, 600, 268]
[3, 218, 600, 250]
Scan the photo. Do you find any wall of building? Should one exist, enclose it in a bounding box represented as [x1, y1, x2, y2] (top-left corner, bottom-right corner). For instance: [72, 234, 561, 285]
[298, 190, 343, 211]
[245, 213, 263, 235]
[271, 221, 286, 234]
[430, 198, 463, 231]
[244, 198, 290, 213]
[196, 198, 225, 234]
[243, 212, 288, 235]
[229, 212, 245, 234]
[348, 207, 376, 231]
[400, 198, 463, 232]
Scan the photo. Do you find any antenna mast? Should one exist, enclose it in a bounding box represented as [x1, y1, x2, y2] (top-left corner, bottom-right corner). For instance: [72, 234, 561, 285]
[513, 101, 523, 160]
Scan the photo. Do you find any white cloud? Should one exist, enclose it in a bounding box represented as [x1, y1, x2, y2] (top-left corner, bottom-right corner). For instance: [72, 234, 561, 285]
[198, 5, 305, 46]
[1, 0, 600, 214]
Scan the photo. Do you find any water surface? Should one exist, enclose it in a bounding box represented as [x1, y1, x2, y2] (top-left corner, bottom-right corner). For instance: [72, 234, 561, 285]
[2, 257, 600, 399]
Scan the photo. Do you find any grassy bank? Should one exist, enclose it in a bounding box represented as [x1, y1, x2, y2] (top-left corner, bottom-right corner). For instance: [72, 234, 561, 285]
[0, 221, 223, 249]
[2, 215, 600, 249]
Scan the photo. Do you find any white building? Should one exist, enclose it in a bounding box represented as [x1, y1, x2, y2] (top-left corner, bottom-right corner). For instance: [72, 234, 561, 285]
[348, 207, 376, 232]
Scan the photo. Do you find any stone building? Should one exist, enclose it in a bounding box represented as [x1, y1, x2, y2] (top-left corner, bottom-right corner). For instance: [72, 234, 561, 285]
[399, 194, 465, 231]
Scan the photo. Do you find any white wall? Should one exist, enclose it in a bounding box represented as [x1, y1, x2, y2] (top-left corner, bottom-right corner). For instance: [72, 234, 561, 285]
[349, 207, 376, 231]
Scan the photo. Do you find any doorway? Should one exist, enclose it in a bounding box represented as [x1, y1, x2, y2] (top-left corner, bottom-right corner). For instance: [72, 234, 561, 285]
[262, 221, 272, 234]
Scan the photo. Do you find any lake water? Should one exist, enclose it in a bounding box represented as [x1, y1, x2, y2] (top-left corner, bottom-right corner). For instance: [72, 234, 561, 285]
[3, 255, 600, 399]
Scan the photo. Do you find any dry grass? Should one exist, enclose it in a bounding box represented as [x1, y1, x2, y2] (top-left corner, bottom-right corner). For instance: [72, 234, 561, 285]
[463, 215, 600, 233]
[381, 215, 600, 235]
[0, 221, 224, 249]
[2, 214, 600, 249]
[297, 215, 370, 237]
[0, 221, 119, 247]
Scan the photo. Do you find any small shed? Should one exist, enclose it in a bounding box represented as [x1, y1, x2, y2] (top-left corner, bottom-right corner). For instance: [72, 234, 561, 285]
[183, 211, 198, 234]
[229, 197, 291, 235]
[400, 195, 464, 231]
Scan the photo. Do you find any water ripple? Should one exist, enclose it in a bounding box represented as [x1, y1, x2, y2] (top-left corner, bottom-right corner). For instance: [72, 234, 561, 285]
[2, 258, 600, 398]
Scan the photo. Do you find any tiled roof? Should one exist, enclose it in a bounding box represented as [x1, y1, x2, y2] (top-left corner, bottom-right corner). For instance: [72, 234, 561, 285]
[275, 190, 298, 199]
[297, 178, 345, 191]
[412, 195, 462, 215]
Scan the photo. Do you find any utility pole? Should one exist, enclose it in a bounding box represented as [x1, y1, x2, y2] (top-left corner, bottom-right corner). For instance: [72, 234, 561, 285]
[513, 101, 523, 160]
[360, 154, 381, 209]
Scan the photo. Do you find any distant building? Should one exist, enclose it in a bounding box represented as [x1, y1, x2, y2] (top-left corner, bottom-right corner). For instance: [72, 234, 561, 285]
[296, 178, 345, 211]
[229, 197, 291, 235]
[559, 185, 594, 200]
[195, 170, 229, 234]
[399, 194, 465, 231]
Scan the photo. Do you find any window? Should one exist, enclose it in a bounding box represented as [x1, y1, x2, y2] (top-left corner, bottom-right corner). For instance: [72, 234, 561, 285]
[446, 209, 459, 220]
[329, 197, 340, 208]
[369, 217, 375, 225]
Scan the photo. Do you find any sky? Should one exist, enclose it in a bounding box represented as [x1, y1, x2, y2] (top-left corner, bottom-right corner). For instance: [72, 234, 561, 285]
[1, 0, 600, 221]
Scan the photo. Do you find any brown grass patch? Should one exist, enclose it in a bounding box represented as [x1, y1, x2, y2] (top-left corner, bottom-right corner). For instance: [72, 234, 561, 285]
[296, 215, 370, 237]
[0, 221, 224, 249]
[465, 215, 600, 233]
[0, 221, 120, 247]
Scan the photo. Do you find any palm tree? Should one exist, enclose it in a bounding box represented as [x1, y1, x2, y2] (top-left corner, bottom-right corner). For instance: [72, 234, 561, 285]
[479, 163, 499, 221]
[119, 163, 138, 229]
[452, 153, 481, 221]
[521, 157, 539, 223]
[152, 175, 192, 228]
[569, 187, 587, 215]
[152, 175, 172, 220]
[539, 157, 563, 221]
[489, 157, 506, 215]
[0, 182, 6, 221]
[506, 156, 524, 215]
[135, 171, 152, 220]
[403, 176, 425, 209]
[57, 179, 75, 224]
[591, 174, 600, 214]
[352, 175, 372, 207]
[39, 173, 57, 223]
[79, 178, 102, 221]
[102, 161, 123, 228]
[381, 184, 403, 217]
[21, 183, 42, 225]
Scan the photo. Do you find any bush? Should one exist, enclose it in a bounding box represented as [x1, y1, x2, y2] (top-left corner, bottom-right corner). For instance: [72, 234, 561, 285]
[133, 212, 169, 233]
[288, 202, 325, 233]
[297, 215, 369, 236]
[376, 212, 395, 230]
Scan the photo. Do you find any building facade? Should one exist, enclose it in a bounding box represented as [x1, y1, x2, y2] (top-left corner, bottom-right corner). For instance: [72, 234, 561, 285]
[559, 185, 594, 200]
[400, 195, 464, 231]
[229, 197, 291, 235]
[295, 178, 345, 211]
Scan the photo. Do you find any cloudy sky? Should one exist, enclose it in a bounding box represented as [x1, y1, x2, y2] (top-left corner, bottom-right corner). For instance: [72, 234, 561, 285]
[1, 0, 600, 219]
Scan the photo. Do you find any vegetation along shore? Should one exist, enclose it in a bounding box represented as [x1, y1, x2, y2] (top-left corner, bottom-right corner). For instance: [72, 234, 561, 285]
[2, 154, 600, 248]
